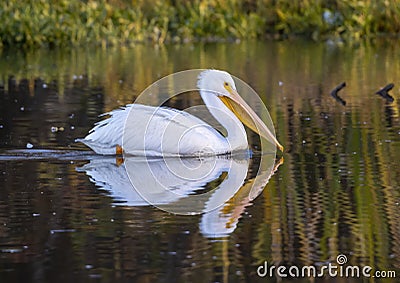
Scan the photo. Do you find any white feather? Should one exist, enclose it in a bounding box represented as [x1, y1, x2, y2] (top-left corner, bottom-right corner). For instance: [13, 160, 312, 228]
[77, 70, 251, 156]
[76, 104, 235, 156]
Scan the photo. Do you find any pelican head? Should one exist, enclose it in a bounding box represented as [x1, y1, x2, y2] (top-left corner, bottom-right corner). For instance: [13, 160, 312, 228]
[197, 70, 284, 152]
[198, 70, 237, 96]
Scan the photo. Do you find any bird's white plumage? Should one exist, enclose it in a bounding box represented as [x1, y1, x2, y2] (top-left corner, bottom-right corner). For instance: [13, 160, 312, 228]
[77, 102, 242, 156]
[77, 70, 249, 156]
[77, 69, 282, 156]
[76, 105, 130, 155]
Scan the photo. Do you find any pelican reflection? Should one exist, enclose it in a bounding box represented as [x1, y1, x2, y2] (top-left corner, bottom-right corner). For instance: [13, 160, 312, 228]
[77, 154, 282, 237]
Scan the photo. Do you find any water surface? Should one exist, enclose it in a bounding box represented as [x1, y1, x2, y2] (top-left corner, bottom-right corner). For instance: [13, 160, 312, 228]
[0, 40, 399, 282]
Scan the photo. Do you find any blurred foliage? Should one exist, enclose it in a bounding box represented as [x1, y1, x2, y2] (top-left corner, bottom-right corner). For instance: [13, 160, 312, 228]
[1, 0, 400, 48]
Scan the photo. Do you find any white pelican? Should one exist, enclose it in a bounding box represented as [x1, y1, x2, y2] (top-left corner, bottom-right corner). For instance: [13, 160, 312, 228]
[77, 70, 283, 156]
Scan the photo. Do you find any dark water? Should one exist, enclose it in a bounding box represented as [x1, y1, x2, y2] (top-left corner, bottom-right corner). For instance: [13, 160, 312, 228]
[0, 41, 399, 282]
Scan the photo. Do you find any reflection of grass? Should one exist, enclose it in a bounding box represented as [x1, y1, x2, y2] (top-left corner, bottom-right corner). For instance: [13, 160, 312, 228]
[1, 41, 399, 276]
[2, 0, 400, 48]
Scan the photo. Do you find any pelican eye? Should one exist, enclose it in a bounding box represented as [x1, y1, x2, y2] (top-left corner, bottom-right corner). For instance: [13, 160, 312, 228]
[224, 82, 229, 87]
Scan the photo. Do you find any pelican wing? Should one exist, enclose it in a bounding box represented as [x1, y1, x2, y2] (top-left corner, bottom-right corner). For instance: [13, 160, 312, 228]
[77, 104, 226, 156]
[76, 105, 131, 155]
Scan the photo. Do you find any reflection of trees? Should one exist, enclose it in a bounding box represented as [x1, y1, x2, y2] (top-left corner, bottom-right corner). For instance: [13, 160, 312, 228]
[0, 41, 399, 280]
[0, 75, 105, 149]
[258, 41, 400, 272]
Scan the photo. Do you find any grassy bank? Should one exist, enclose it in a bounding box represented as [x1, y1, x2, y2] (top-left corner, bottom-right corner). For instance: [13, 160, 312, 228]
[1, 0, 400, 48]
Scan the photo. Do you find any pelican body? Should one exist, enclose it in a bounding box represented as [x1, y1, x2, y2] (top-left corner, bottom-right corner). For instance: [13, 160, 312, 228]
[77, 70, 283, 156]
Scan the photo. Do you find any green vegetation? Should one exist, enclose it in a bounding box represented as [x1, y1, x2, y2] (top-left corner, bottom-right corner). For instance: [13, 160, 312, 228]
[1, 0, 400, 48]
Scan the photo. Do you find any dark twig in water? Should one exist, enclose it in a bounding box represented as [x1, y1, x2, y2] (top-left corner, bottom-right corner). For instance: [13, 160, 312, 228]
[330, 82, 347, 106]
[376, 83, 395, 103]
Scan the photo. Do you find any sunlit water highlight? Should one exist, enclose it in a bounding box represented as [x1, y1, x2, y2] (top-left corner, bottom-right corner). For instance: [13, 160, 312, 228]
[0, 40, 399, 282]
